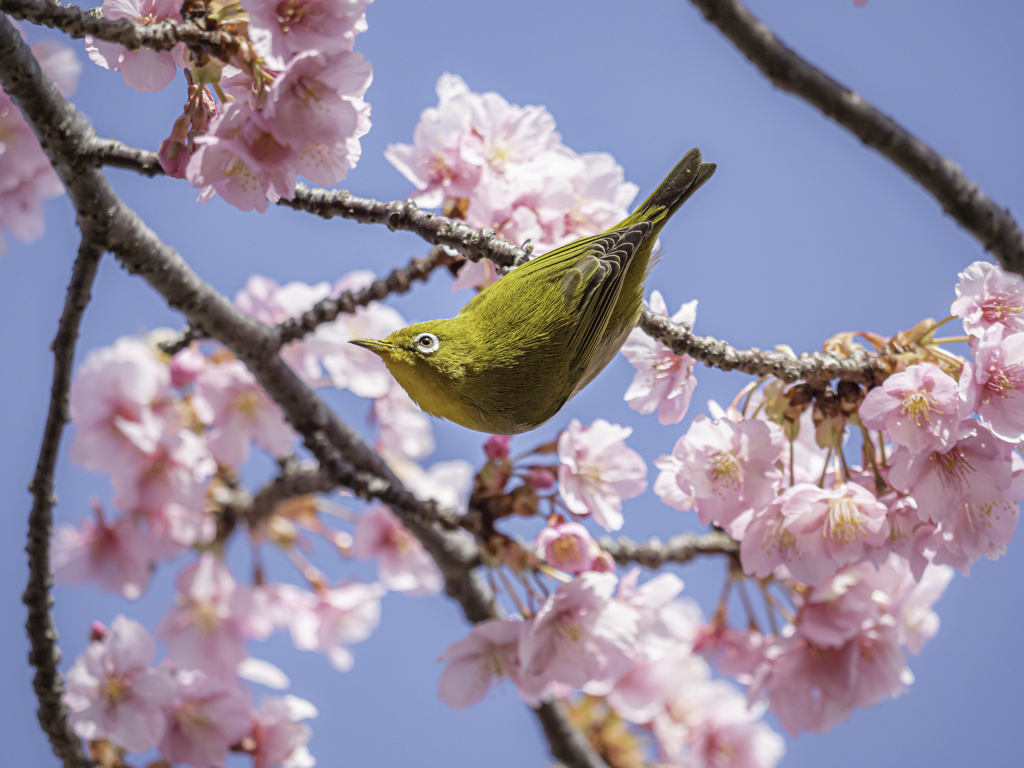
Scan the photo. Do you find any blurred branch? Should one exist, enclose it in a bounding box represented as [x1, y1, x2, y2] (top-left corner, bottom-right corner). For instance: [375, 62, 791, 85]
[1, 0, 238, 57]
[640, 309, 886, 386]
[535, 702, 611, 768]
[160, 245, 455, 354]
[276, 245, 457, 343]
[689, 0, 1024, 276]
[24, 237, 103, 768]
[600, 531, 739, 568]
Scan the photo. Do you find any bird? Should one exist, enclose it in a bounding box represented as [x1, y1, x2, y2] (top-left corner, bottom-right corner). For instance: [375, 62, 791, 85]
[350, 149, 716, 435]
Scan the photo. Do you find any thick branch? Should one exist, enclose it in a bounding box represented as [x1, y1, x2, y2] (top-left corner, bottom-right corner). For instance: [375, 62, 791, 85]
[24, 238, 102, 768]
[689, 0, 1024, 276]
[640, 309, 885, 387]
[1, 0, 234, 54]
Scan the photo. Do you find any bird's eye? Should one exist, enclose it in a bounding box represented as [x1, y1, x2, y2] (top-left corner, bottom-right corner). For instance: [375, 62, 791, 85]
[413, 332, 440, 355]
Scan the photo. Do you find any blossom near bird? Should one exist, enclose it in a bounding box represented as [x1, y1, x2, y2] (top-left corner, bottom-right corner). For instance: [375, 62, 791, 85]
[350, 149, 716, 434]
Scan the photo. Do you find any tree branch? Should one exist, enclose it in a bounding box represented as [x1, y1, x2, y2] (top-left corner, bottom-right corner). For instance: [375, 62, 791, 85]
[279, 185, 528, 267]
[1, 0, 237, 56]
[92, 138, 166, 177]
[688, 0, 1024, 276]
[640, 309, 885, 387]
[534, 701, 610, 768]
[24, 237, 103, 768]
[276, 245, 457, 343]
[600, 530, 739, 569]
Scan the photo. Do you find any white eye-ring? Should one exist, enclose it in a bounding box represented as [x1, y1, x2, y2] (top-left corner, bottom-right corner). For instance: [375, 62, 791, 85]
[413, 332, 440, 355]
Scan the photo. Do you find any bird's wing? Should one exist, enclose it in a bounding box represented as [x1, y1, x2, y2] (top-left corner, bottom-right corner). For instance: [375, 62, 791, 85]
[554, 223, 651, 375]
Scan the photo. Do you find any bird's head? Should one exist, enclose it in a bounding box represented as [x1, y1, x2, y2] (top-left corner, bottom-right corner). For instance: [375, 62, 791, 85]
[349, 318, 468, 414]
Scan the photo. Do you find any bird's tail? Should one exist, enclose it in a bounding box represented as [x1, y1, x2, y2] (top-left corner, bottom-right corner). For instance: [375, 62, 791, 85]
[622, 148, 716, 229]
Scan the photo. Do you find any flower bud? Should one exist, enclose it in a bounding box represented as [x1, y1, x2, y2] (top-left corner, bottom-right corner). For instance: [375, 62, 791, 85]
[484, 434, 511, 460]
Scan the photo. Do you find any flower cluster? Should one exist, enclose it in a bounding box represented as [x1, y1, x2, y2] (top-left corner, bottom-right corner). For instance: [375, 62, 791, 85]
[644, 260, 1024, 733]
[386, 73, 639, 289]
[85, 0, 375, 211]
[64, 610, 317, 768]
[439, 571, 785, 767]
[0, 36, 80, 255]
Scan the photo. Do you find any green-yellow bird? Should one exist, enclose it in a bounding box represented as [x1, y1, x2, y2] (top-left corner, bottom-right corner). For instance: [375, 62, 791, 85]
[351, 149, 716, 434]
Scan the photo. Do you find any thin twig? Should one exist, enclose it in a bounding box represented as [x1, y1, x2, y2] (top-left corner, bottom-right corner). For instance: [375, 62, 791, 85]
[279, 184, 528, 268]
[599, 530, 739, 568]
[24, 238, 103, 768]
[639, 310, 886, 387]
[688, 0, 1024, 276]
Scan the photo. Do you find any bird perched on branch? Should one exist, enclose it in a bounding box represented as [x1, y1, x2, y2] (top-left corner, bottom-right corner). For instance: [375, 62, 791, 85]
[351, 149, 716, 434]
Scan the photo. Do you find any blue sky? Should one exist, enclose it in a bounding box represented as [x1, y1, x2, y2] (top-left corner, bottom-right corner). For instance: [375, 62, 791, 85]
[2, 1, 1022, 766]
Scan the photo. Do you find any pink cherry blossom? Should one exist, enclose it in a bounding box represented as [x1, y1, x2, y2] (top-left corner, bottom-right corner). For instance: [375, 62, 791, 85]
[160, 670, 254, 768]
[235, 275, 345, 388]
[960, 325, 1024, 441]
[64, 615, 177, 752]
[252, 696, 318, 768]
[484, 434, 511, 460]
[858, 555, 953, 654]
[930, 493, 1020, 574]
[372, 386, 436, 461]
[557, 419, 647, 531]
[0, 40, 78, 254]
[685, 684, 785, 768]
[273, 581, 384, 671]
[451, 257, 502, 292]
[693, 621, 772, 684]
[32, 38, 83, 96]
[109, 428, 216, 516]
[437, 619, 524, 708]
[557, 152, 639, 243]
[193, 357, 297, 467]
[608, 646, 710, 726]
[69, 336, 175, 474]
[353, 504, 443, 594]
[517, 573, 639, 695]
[245, 0, 371, 65]
[261, 51, 372, 186]
[951, 260, 1024, 337]
[85, 0, 186, 93]
[170, 344, 207, 387]
[384, 73, 480, 208]
[760, 625, 908, 735]
[795, 567, 882, 648]
[158, 554, 264, 674]
[620, 291, 698, 425]
[312, 272, 407, 397]
[535, 522, 596, 574]
[52, 507, 152, 599]
[187, 104, 299, 212]
[742, 483, 889, 585]
[390, 457, 474, 512]
[889, 419, 1014, 524]
[657, 415, 784, 538]
[859, 363, 960, 453]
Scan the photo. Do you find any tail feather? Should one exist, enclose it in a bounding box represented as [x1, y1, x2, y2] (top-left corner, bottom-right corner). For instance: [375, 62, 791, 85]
[623, 148, 716, 228]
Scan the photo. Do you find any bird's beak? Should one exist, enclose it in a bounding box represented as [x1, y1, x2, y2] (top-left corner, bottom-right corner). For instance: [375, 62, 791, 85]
[349, 338, 393, 357]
